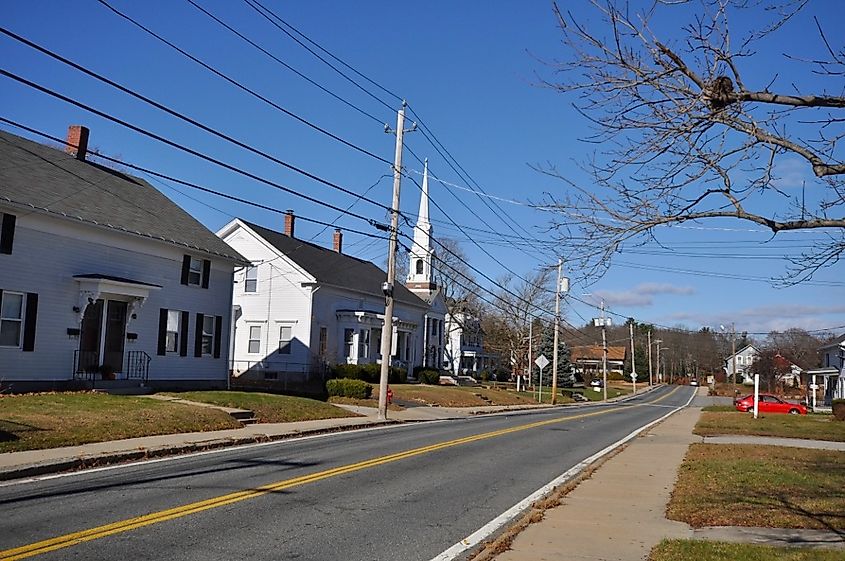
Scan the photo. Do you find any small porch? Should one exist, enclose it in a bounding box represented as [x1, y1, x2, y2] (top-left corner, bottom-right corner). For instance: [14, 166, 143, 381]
[806, 367, 843, 413]
[70, 274, 160, 384]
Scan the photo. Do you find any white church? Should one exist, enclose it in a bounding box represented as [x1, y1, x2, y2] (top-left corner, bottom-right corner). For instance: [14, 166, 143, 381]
[218, 161, 447, 384]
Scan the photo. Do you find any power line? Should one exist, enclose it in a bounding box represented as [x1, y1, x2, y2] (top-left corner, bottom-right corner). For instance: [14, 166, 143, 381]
[0, 28, 392, 214]
[243, 0, 396, 114]
[247, 0, 404, 105]
[0, 80, 387, 227]
[96, 0, 392, 166]
[182, 0, 386, 125]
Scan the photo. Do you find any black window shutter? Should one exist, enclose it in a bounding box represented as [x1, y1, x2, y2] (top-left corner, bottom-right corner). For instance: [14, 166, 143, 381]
[213, 315, 223, 358]
[201, 259, 211, 289]
[180, 255, 191, 285]
[179, 311, 189, 357]
[194, 313, 204, 357]
[22, 292, 38, 352]
[157, 308, 168, 356]
[1, 213, 16, 255]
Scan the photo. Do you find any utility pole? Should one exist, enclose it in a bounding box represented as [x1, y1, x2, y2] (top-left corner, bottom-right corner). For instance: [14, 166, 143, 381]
[600, 300, 608, 402]
[551, 258, 563, 405]
[378, 102, 414, 420]
[528, 320, 533, 390]
[647, 329, 653, 386]
[629, 321, 637, 390]
[731, 323, 737, 400]
[655, 339, 663, 384]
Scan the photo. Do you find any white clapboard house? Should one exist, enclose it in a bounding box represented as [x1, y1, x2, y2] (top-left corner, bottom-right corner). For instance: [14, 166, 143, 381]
[0, 126, 246, 391]
[218, 213, 431, 383]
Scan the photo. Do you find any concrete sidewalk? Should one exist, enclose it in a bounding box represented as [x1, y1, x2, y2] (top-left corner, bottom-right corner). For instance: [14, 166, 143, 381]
[495, 406, 701, 561]
[492, 398, 844, 560]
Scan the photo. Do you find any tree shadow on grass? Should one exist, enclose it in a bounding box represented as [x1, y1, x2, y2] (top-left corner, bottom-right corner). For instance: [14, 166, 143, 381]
[0, 419, 47, 442]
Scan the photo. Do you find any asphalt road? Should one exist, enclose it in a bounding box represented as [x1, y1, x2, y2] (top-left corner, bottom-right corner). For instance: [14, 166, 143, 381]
[0, 385, 694, 561]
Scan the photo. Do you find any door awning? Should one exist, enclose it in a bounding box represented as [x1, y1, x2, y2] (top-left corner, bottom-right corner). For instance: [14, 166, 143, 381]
[74, 274, 161, 324]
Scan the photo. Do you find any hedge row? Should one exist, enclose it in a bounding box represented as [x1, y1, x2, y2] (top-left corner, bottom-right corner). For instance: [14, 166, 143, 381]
[416, 369, 441, 385]
[326, 378, 373, 399]
[330, 362, 407, 384]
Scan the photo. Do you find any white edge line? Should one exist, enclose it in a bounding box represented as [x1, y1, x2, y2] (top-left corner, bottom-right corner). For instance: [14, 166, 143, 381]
[427, 388, 698, 561]
[0, 421, 428, 488]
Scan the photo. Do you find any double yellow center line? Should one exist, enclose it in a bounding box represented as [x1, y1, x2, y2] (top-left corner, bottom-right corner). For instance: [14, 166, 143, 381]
[0, 387, 681, 560]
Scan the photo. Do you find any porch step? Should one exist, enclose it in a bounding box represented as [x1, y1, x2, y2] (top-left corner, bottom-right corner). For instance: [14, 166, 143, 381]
[88, 380, 153, 395]
[227, 409, 258, 425]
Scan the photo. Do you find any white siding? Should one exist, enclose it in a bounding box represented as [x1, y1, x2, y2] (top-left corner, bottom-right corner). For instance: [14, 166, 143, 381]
[0, 210, 234, 382]
[222, 224, 315, 374]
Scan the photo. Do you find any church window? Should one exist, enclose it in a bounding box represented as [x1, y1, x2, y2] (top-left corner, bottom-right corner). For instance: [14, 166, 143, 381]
[416, 259, 424, 275]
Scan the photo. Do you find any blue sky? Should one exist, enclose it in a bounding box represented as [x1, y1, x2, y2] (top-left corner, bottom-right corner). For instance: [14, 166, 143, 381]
[2, 1, 843, 339]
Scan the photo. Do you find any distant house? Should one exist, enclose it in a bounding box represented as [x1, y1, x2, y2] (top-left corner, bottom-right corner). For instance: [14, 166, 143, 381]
[217, 214, 430, 385]
[444, 311, 496, 376]
[571, 345, 626, 379]
[0, 126, 246, 391]
[772, 353, 803, 387]
[723, 344, 759, 383]
[806, 333, 845, 410]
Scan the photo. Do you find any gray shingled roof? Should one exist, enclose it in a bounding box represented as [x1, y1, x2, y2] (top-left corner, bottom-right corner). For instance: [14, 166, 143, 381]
[244, 221, 428, 309]
[0, 129, 245, 262]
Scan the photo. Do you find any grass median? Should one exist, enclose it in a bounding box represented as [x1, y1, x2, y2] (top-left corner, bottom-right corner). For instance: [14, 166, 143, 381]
[667, 443, 845, 530]
[163, 391, 357, 423]
[0, 392, 240, 453]
[696, 408, 845, 441]
[650, 539, 843, 561]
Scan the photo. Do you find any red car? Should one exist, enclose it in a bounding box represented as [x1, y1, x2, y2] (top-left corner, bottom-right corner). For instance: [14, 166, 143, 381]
[734, 393, 807, 415]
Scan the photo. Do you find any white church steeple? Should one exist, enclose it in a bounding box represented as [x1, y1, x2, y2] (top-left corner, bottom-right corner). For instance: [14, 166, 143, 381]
[407, 159, 436, 290]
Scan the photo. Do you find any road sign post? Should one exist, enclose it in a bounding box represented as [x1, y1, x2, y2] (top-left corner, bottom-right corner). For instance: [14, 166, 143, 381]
[631, 372, 637, 394]
[535, 354, 549, 404]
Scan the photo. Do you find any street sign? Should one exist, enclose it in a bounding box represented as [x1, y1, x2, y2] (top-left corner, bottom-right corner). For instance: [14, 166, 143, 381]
[630, 373, 637, 381]
[535, 354, 549, 369]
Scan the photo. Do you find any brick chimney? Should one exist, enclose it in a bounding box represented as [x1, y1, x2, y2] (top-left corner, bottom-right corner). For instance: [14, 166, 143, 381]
[284, 209, 295, 237]
[65, 125, 89, 161]
[333, 228, 343, 253]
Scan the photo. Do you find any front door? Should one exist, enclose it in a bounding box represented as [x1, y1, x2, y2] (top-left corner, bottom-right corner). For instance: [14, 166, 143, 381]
[102, 300, 127, 375]
[78, 299, 103, 374]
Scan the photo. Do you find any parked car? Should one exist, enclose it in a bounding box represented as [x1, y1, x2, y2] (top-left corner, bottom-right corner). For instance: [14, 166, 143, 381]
[589, 378, 604, 388]
[690, 379, 699, 386]
[734, 393, 807, 415]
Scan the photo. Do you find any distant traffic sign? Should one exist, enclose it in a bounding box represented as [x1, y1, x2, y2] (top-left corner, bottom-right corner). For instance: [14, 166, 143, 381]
[534, 354, 549, 369]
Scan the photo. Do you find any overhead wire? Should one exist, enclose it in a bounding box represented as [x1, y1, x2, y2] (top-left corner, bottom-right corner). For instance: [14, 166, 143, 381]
[96, 0, 392, 166]
[182, 0, 387, 125]
[0, 27, 393, 214]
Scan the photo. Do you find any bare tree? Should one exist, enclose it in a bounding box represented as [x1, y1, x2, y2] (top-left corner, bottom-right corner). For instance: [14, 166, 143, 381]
[433, 237, 480, 315]
[481, 268, 555, 376]
[538, 0, 845, 283]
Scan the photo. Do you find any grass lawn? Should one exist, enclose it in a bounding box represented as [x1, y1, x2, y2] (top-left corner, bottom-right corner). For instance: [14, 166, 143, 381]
[695, 410, 845, 442]
[0, 392, 240, 453]
[650, 539, 843, 561]
[374, 384, 539, 407]
[162, 391, 358, 423]
[667, 443, 845, 530]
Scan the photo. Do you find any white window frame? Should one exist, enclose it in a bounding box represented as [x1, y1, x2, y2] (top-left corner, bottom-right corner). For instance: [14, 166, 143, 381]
[248, 325, 262, 354]
[278, 325, 293, 355]
[188, 257, 203, 286]
[165, 310, 181, 353]
[343, 328, 354, 358]
[371, 328, 381, 359]
[244, 266, 258, 293]
[358, 328, 369, 359]
[0, 291, 24, 348]
[201, 314, 215, 356]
